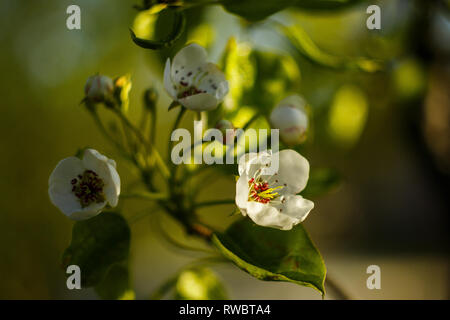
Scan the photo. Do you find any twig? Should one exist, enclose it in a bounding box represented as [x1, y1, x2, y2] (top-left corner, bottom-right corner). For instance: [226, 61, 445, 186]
[325, 274, 353, 300]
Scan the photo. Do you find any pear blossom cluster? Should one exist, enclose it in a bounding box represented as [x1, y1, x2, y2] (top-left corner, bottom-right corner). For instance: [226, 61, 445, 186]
[49, 43, 314, 231]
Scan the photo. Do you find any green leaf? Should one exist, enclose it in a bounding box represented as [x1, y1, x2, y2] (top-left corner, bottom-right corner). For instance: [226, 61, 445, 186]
[302, 168, 341, 198]
[174, 267, 228, 300]
[280, 23, 384, 72]
[294, 0, 364, 11]
[212, 219, 326, 295]
[62, 212, 131, 287]
[220, 0, 364, 21]
[220, 0, 293, 21]
[242, 50, 301, 113]
[219, 41, 301, 117]
[95, 263, 131, 300]
[130, 8, 186, 50]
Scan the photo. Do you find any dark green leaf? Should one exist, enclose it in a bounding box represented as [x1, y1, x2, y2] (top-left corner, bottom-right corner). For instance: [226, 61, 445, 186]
[220, 0, 293, 21]
[302, 168, 341, 198]
[154, 6, 206, 63]
[130, 9, 186, 50]
[174, 267, 228, 300]
[62, 212, 131, 287]
[294, 0, 364, 11]
[213, 219, 326, 295]
[220, 0, 364, 21]
[95, 263, 130, 300]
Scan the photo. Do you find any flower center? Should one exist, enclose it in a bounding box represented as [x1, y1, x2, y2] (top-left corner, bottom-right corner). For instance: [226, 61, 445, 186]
[71, 170, 106, 208]
[177, 86, 205, 99]
[248, 177, 283, 204]
[174, 66, 219, 99]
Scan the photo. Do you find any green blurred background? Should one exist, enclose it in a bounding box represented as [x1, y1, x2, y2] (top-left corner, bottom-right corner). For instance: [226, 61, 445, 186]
[0, 0, 449, 299]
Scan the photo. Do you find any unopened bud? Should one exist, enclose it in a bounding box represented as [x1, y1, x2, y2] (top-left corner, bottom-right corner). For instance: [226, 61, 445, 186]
[215, 119, 235, 144]
[144, 88, 158, 113]
[84, 75, 114, 103]
[270, 95, 309, 146]
[114, 75, 132, 111]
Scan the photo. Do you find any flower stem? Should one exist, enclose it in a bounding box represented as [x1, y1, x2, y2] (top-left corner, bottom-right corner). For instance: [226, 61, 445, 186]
[114, 109, 170, 178]
[168, 107, 187, 181]
[90, 110, 137, 165]
[242, 113, 261, 130]
[120, 192, 168, 201]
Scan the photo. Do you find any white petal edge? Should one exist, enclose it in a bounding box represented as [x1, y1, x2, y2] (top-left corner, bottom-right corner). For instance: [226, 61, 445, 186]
[82, 149, 121, 207]
[68, 202, 106, 221]
[164, 58, 177, 99]
[171, 43, 208, 79]
[280, 194, 314, 225]
[48, 157, 85, 217]
[276, 149, 310, 194]
[49, 184, 82, 217]
[246, 202, 299, 231]
[196, 63, 229, 100]
[238, 152, 258, 176]
[235, 173, 249, 215]
[178, 93, 218, 111]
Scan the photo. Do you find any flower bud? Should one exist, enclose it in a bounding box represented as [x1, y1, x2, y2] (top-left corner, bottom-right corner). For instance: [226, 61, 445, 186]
[144, 87, 158, 113]
[84, 75, 114, 103]
[215, 119, 235, 144]
[113, 74, 132, 111]
[270, 95, 309, 146]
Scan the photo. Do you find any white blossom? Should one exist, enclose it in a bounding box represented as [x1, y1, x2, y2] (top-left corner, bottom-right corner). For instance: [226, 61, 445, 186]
[48, 149, 120, 220]
[164, 43, 229, 111]
[235, 149, 314, 230]
[270, 95, 309, 146]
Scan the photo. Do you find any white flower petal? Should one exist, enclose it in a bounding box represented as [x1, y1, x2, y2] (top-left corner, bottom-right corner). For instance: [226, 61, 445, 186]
[238, 152, 258, 176]
[107, 158, 117, 169]
[197, 63, 229, 100]
[246, 202, 299, 231]
[280, 194, 314, 224]
[83, 148, 109, 165]
[48, 157, 85, 218]
[270, 105, 308, 145]
[178, 93, 218, 111]
[68, 202, 106, 221]
[246, 150, 272, 179]
[104, 162, 120, 207]
[275, 149, 310, 194]
[49, 184, 82, 217]
[235, 173, 249, 214]
[48, 156, 84, 186]
[171, 43, 208, 81]
[164, 58, 177, 99]
[82, 149, 121, 207]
